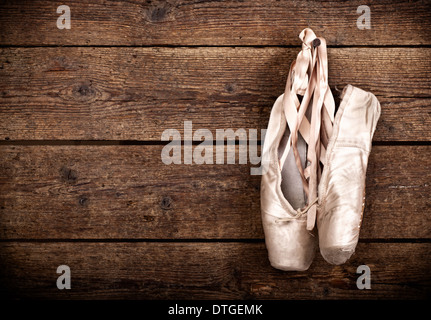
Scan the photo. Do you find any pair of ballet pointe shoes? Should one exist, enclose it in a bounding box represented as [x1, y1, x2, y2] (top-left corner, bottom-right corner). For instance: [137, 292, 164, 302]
[260, 29, 381, 271]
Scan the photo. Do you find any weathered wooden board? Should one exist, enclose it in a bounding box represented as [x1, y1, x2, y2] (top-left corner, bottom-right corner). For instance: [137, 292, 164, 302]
[0, 145, 429, 239]
[0, 47, 430, 141]
[0, 242, 429, 299]
[0, 0, 429, 302]
[0, 0, 430, 46]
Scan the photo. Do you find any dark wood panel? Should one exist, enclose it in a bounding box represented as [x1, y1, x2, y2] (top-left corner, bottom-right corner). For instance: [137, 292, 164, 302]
[0, 47, 430, 140]
[0, 0, 428, 303]
[0, 0, 430, 46]
[0, 145, 429, 239]
[0, 242, 429, 299]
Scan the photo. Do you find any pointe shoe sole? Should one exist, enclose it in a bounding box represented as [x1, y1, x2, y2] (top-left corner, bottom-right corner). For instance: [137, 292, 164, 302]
[317, 85, 381, 265]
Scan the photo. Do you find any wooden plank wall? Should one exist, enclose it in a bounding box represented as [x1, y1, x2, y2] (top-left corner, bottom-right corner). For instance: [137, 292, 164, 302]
[0, 0, 430, 300]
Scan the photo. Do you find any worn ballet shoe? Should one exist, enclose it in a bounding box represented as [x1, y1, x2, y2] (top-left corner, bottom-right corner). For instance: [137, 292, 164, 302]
[261, 94, 316, 271]
[317, 84, 381, 265]
[261, 28, 335, 271]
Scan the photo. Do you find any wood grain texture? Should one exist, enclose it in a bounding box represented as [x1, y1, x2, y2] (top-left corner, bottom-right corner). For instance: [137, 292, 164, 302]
[0, 47, 430, 141]
[0, 0, 429, 302]
[0, 242, 429, 299]
[0, 145, 429, 239]
[0, 0, 430, 46]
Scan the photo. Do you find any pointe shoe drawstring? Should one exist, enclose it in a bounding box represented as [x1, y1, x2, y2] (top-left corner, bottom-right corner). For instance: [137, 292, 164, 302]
[275, 198, 319, 223]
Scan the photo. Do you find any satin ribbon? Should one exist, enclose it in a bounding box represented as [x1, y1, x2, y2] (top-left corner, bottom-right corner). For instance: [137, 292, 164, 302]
[278, 28, 335, 230]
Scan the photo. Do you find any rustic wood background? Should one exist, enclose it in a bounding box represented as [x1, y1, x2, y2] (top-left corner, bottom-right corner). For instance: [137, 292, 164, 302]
[0, 0, 430, 299]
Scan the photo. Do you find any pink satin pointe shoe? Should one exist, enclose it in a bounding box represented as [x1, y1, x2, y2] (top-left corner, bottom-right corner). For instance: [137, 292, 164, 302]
[261, 94, 316, 271]
[317, 84, 381, 265]
[261, 28, 334, 271]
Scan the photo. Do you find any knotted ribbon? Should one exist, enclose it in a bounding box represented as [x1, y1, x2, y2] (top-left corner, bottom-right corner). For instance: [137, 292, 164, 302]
[278, 28, 335, 230]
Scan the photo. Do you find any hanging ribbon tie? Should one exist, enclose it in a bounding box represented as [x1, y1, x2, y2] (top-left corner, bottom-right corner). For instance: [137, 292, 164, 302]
[278, 28, 336, 230]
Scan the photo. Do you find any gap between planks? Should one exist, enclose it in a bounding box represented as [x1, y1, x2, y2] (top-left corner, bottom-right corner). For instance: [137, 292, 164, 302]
[0, 141, 430, 146]
[0, 238, 430, 243]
